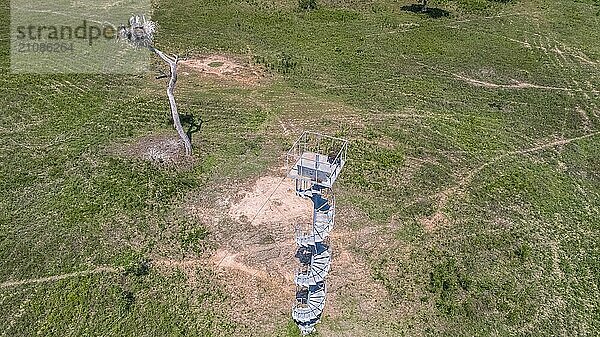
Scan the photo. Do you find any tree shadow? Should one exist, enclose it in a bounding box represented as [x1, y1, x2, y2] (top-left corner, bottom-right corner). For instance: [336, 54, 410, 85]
[164, 114, 204, 143]
[401, 4, 450, 19]
[180, 114, 203, 142]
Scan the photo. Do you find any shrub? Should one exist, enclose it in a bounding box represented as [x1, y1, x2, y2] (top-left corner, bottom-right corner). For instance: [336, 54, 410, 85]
[298, 0, 317, 10]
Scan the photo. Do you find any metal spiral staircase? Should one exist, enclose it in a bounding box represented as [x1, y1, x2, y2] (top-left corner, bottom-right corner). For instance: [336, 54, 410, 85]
[287, 132, 348, 335]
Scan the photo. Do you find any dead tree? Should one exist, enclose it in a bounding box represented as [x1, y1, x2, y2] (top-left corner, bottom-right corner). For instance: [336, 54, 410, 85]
[118, 15, 192, 156]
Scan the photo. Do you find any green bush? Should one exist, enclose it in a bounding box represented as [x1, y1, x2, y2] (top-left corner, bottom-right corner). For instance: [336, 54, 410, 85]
[428, 258, 472, 315]
[298, 0, 317, 10]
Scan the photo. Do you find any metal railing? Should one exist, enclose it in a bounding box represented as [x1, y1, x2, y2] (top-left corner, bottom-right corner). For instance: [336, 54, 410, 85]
[286, 131, 349, 186]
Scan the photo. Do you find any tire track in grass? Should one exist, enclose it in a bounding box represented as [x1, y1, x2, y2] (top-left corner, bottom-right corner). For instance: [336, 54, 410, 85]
[0, 266, 120, 289]
[425, 131, 600, 221]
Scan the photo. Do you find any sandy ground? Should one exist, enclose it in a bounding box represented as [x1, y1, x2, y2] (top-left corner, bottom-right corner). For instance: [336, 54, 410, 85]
[180, 54, 268, 85]
[191, 175, 393, 334]
[212, 176, 313, 283]
[228, 176, 314, 227]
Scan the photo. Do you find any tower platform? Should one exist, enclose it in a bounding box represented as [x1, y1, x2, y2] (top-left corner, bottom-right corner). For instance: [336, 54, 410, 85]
[286, 132, 348, 188]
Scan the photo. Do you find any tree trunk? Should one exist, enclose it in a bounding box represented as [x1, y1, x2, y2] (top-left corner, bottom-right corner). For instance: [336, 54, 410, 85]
[151, 47, 192, 156]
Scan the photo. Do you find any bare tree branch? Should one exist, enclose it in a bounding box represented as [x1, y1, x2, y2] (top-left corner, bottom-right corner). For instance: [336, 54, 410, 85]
[151, 47, 192, 155]
[119, 15, 193, 156]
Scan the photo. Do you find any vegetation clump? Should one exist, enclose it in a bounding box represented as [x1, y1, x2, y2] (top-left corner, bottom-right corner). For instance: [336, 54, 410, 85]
[298, 0, 318, 10]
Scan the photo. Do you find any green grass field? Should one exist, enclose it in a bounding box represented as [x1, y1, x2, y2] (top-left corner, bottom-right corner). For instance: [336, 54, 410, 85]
[1, 0, 599, 336]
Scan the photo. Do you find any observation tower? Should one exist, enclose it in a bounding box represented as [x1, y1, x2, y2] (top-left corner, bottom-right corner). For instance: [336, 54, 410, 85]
[286, 131, 348, 335]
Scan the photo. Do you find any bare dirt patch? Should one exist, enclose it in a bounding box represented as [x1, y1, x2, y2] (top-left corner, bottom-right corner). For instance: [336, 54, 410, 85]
[235, 242, 298, 280]
[210, 248, 271, 280]
[180, 54, 268, 85]
[419, 211, 449, 232]
[207, 176, 313, 283]
[179, 173, 406, 334]
[228, 176, 313, 226]
[112, 132, 193, 167]
[182, 175, 313, 333]
[218, 259, 293, 334]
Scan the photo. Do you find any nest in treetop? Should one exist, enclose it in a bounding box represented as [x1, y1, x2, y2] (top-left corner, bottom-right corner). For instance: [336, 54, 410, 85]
[118, 15, 156, 48]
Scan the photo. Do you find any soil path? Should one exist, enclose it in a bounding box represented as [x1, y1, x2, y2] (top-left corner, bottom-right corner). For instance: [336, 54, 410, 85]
[0, 266, 120, 289]
[424, 131, 600, 225]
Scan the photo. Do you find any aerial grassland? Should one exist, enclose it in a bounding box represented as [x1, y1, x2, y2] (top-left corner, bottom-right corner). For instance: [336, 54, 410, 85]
[1, 0, 599, 336]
